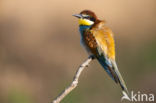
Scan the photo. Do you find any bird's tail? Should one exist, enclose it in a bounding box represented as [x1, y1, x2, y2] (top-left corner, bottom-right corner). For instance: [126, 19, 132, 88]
[111, 60, 129, 95]
[97, 56, 129, 95]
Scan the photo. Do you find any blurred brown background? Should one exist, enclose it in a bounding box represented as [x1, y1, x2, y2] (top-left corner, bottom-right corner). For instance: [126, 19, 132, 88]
[0, 0, 156, 103]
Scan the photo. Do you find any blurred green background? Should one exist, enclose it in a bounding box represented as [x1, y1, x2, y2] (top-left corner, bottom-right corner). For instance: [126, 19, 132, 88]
[0, 0, 156, 103]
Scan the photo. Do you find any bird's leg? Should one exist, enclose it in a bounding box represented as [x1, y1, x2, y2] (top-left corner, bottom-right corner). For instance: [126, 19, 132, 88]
[89, 55, 95, 60]
[85, 55, 95, 67]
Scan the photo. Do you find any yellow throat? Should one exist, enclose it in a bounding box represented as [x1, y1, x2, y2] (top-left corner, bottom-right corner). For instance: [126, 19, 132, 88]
[78, 18, 94, 26]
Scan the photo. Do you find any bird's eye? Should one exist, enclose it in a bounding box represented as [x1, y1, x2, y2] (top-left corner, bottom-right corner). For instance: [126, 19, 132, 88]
[84, 16, 90, 19]
[84, 16, 95, 22]
[82, 14, 95, 22]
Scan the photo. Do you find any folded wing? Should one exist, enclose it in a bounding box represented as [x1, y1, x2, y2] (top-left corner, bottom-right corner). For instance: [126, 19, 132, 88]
[90, 24, 129, 94]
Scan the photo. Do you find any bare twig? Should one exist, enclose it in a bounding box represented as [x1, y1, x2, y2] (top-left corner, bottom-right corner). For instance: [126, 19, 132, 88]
[52, 56, 95, 103]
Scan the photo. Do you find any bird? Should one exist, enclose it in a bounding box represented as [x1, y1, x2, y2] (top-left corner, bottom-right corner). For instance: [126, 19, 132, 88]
[73, 10, 129, 95]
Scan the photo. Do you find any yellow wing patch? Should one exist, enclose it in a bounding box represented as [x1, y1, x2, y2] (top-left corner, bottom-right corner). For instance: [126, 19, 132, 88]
[91, 26, 115, 60]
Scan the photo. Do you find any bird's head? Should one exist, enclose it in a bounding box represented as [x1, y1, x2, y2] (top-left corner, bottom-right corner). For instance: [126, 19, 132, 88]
[73, 10, 98, 26]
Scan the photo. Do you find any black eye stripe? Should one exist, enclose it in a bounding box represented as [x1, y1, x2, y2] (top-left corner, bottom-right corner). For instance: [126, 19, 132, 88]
[81, 14, 96, 22]
[83, 16, 90, 19]
[83, 16, 95, 22]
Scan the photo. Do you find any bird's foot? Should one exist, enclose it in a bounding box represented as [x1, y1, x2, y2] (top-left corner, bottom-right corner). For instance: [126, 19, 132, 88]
[89, 55, 95, 60]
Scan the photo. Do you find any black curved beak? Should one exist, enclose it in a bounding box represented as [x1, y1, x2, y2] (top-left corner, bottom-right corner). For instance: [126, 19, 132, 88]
[72, 14, 83, 18]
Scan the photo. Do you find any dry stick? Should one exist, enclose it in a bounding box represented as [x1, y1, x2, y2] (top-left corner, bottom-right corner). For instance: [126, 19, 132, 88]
[52, 56, 94, 103]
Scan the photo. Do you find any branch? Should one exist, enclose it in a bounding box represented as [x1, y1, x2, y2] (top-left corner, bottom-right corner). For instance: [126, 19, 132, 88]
[52, 55, 95, 103]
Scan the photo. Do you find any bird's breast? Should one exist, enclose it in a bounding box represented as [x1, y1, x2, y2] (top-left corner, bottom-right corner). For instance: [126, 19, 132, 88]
[83, 31, 97, 49]
[81, 29, 98, 56]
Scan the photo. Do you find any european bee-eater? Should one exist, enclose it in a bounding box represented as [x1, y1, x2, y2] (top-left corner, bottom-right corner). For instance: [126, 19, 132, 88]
[73, 10, 129, 95]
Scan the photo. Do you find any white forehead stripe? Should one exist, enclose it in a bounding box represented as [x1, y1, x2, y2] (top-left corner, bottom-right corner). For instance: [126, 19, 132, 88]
[82, 14, 89, 17]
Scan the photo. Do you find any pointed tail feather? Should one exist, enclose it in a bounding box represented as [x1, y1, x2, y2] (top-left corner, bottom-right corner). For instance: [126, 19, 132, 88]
[97, 55, 129, 95]
[111, 60, 129, 95]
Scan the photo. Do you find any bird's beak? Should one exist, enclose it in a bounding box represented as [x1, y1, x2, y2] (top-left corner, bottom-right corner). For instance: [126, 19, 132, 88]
[72, 14, 82, 18]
